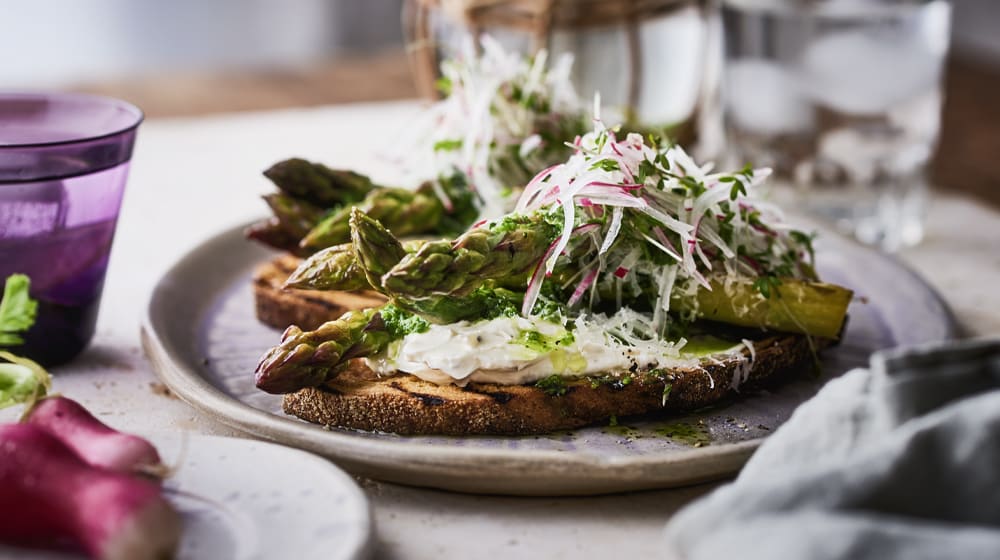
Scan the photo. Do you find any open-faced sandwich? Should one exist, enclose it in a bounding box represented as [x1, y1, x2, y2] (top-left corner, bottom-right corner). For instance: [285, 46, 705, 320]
[252, 114, 854, 435]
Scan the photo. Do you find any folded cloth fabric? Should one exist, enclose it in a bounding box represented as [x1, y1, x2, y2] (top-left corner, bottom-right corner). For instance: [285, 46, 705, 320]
[663, 338, 1000, 560]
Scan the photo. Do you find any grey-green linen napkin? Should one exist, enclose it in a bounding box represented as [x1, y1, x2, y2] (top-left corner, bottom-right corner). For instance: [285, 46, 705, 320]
[664, 338, 1000, 560]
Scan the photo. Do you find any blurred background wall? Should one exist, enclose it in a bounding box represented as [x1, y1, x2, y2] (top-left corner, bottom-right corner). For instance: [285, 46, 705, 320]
[0, 0, 994, 203]
[0, 0, 404, 89]
[1, 0, 996, 91]
[952, 0, 1000, 60]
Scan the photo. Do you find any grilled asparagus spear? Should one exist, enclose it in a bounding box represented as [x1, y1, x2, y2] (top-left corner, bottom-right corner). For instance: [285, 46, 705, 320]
[299, 175, 478, 251]
[369, 213, 560, 298]
[282, 243, 370, 292]
[675, 278, 852, 340]
[264, 158, 375, 207]
[255, 308, 388, 394]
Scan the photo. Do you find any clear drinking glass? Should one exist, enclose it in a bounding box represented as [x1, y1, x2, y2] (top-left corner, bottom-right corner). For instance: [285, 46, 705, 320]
[0, 93, 142, 366]
[720, 0, 951, 250]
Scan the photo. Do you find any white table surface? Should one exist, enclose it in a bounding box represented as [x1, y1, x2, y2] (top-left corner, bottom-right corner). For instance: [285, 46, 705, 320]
[3, 100, 998, 559]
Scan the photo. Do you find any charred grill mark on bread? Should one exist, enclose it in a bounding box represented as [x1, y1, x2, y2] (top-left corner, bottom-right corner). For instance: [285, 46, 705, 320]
[389, 381, 448, 407]
[462, 387, 516, 404]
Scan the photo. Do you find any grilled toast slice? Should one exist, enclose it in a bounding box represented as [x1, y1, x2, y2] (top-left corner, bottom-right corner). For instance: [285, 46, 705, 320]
[253, 255, 384, 331]
[282, 334, 815, 435]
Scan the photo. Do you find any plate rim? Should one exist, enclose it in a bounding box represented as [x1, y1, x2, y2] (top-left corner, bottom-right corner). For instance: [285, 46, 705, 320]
[141, 221, 956, 495]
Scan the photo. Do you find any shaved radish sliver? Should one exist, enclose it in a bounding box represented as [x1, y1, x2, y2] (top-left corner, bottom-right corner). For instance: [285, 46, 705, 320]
[568, 266, 600, 307]
[599, 206, 624, 255]
[522, 223, 601, 315]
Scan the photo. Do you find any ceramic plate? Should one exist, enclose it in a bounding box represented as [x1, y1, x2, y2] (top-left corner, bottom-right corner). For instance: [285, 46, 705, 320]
[0, 434, 371, 560]
[141, 222, 954, 496]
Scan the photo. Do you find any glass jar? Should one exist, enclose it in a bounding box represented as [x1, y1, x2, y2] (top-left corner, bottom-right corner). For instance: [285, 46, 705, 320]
[719, 0, 951, 250]
[403, 0, 722, 156]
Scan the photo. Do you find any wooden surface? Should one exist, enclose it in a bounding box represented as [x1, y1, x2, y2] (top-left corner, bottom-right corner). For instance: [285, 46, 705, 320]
[932, 56, 1000, 208]
[71, 49, 1000, 208]
[71, 50, 419, 118]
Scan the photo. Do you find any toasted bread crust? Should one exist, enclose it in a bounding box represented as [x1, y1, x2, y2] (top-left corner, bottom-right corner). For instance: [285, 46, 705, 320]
[282, 335, 816, 435]
[253, 255, 385, 331]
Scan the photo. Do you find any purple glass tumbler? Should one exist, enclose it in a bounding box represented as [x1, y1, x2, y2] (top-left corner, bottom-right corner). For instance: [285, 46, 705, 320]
[0, 93, 142, 366]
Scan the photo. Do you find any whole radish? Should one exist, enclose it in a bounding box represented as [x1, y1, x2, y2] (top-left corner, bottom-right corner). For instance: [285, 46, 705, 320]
[0, 423, 181, 560]
[24, 396, 163, 475]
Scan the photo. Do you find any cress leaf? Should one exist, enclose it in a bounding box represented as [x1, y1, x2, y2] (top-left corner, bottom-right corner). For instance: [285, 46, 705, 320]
[0, 274, 38, 347]
[0, 351, 50, 411]
[433, 139, 463, 152]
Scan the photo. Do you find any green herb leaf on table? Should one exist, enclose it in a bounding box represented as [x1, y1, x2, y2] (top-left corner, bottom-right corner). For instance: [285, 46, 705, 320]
[0, 275, 52, 412]
[0, 274, 38, 346]
[0, 351, 50, 412]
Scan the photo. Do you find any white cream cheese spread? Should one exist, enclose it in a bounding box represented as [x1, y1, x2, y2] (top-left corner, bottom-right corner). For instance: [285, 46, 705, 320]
[365, 309, 718, 387]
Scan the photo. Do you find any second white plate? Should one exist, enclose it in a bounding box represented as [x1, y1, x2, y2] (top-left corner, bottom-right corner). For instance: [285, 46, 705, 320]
[158, 434, 371, 560]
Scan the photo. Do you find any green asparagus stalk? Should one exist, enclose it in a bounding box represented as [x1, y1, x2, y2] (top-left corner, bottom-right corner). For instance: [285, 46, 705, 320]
[675, 278, 853, 339]
[244, 219, 309, 256]
[286, 212, 519, 323]
[246, 193, 326, 254]
[264, 158, 376, 207]
[369, 213, 560, 298]
[285, 237, 431, 292]
[298, 173, 481, 251]
[254, 308, 389, 394]
[300, 186, 441, 250]
[348, 207, 408, 289]
[586, 273, 852, 338]
[263, 193, 326, 239]
[283, 244, 371, 292]
[297, 208, 350, 251]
